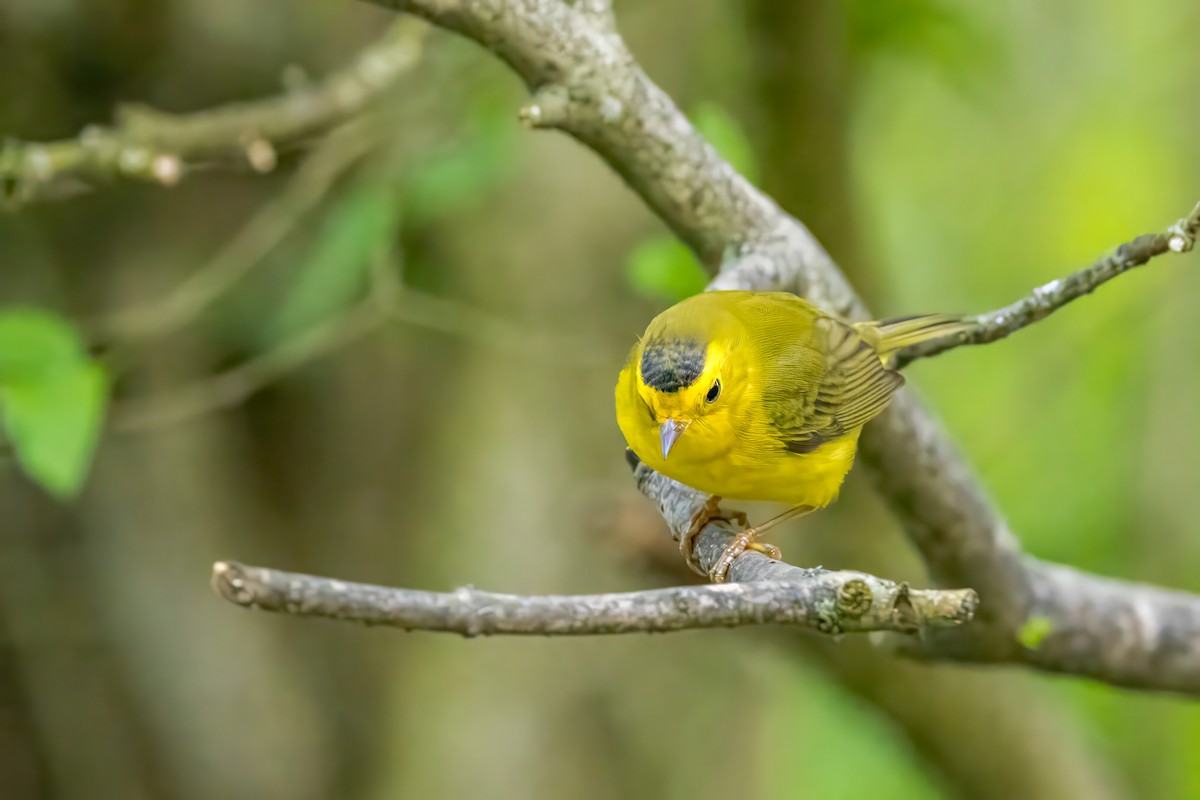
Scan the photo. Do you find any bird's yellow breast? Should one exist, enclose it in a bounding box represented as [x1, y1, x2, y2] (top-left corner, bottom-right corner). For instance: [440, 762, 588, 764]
[616, 291, 961, 514]
[615, 360, 861, 508]
[692, 428, 861, 508]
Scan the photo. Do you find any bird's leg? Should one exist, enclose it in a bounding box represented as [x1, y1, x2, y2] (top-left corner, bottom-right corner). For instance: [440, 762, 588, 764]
[679, 496, 747, 576]
[709, 505, 816, 584]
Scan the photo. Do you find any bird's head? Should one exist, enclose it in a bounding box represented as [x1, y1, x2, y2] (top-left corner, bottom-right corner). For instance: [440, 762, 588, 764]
[634, 333, 739, 460]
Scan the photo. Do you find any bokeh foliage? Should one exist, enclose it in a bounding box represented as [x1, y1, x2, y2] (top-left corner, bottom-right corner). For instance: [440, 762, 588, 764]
[0, 1, 1198, 799]
[0, 310, 106, 497]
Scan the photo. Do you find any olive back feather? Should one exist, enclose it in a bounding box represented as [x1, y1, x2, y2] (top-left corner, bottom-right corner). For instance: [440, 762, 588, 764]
[766, 310, 965, 453]
[857, 314, 970, 357]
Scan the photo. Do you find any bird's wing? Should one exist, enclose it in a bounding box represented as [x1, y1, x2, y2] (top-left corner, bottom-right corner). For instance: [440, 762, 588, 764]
[764, 316, 904, 454]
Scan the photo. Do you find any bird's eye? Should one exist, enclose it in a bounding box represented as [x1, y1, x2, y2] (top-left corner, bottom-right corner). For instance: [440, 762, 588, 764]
[705, 380, 721, 403]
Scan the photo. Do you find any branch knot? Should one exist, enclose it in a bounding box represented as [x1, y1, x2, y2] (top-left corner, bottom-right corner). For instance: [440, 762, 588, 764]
[837, 579, 873, 618]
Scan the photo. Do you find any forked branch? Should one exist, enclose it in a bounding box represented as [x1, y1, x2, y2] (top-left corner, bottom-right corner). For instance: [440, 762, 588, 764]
[356, 0, 1200, 693]
[20, 0, 1191, 692]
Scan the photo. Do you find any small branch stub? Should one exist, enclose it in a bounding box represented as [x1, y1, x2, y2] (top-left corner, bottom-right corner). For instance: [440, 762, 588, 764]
[244, 137, 278, 173]
[151, 154, 182, 185]
[518, 85, 572, 129]
[1166, 202, 1200, 252]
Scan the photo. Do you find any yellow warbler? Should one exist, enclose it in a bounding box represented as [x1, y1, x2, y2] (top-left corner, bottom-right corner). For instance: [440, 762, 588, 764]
[615, 290, 965, 582]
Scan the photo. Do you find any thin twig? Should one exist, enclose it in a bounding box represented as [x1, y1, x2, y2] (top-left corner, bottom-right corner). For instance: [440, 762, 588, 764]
[384, 287, 595, 362]
[95, 119, 384, 343]
[0, 21, 425, 205]
[112, 302, 387, 432]
[896, 202, 1200, 367]
[211, 560, 976, 636]
[112, 247, 599, 432]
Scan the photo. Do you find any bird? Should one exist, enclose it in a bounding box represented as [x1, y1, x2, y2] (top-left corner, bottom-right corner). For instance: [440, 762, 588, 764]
[615, 290, 967, 582]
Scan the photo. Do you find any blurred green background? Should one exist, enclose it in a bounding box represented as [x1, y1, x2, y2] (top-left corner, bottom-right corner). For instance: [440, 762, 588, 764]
[2, 1, 1199, 798]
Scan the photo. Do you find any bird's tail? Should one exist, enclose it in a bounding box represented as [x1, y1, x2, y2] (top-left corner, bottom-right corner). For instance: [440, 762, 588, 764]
[855, 314, 972, 359]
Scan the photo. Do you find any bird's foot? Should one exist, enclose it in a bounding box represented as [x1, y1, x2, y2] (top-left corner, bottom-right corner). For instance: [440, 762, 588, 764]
[680, 496, 747, 577]
[708, 504, 815, 583]
[709, 528, 781, 584]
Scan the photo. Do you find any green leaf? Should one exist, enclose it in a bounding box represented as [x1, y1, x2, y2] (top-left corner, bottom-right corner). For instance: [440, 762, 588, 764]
[625, 236, 709, 303]
[0, 310, 84, 375]
[690, 101, 759, 184]
[404, 104, 517, 225]
[0, 309, 108, 499]
[1017, 615, 1054, 650]
[263, 177, 401, 345]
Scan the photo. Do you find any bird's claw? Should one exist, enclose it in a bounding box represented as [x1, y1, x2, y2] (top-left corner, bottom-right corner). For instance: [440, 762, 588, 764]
[709, 530, 782, 583]
[682, 498, 784, 581]
[679, 496, 720, 576]
[680, 496, 749, 577]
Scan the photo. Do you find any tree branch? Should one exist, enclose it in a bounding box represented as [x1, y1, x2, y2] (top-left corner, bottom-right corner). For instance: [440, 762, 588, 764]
[896, 202, 1200, 367]
[113, 299, 386, 432]
[357, 0, 1200, 693]
[95, 119, 385, 343]
[0, 21, 424, 205]
[111, 246, 574, 432]
[212, 558, 976, 636]
[937, 560, 1200, 692]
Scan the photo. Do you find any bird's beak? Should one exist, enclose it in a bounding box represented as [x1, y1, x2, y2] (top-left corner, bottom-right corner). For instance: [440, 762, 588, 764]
[659, 418, 688, 460]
